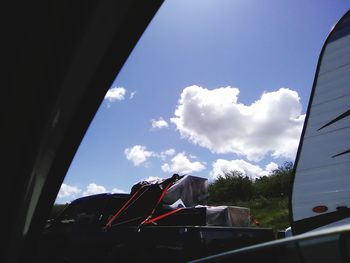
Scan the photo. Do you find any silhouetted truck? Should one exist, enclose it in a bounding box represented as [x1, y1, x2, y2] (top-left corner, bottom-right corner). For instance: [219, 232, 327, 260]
[40, 175, 273, 262]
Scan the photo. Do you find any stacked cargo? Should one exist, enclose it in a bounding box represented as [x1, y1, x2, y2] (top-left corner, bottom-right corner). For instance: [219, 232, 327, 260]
[106, 174, 251, 228]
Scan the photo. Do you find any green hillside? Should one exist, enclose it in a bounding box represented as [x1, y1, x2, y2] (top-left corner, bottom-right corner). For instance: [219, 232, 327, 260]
[208, 162, 293, 234]
[237, 197, 289, 232]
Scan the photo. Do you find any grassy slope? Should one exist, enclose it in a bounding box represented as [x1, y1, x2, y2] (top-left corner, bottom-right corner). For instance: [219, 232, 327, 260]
[236, 197, 290, 233]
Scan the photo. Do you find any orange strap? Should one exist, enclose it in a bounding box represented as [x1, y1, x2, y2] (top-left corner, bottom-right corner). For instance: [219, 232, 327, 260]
[140, 180, 175, 225]
[143, 208, 184, 225]
[105, 186, 145, 227]
[150, 181, 174, 216]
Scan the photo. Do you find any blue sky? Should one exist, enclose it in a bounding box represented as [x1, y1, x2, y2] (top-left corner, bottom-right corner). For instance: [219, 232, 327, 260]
[56, 0, 350, 203]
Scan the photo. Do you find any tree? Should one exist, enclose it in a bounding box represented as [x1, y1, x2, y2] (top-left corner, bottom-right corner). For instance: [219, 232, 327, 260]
[254, 162, 293, 198]
[208, 162, 294, 204]
[208, 171, 254, 204]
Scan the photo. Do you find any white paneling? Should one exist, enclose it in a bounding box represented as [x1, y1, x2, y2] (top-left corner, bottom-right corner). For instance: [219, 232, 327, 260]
[292, 19, 350, 222]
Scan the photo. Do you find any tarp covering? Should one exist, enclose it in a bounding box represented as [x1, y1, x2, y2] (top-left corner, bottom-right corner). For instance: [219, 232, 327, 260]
[163, 175, 209, 207]
[204, 205, 250, 227]
[107, 174, 250, 228]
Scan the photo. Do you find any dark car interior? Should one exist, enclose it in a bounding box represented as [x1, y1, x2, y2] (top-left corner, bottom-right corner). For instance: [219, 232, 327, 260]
[2, 1, 162, 262]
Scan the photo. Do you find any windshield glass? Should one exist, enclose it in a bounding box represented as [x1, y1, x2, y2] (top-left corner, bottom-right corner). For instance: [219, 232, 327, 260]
[52, 0, 350, 243]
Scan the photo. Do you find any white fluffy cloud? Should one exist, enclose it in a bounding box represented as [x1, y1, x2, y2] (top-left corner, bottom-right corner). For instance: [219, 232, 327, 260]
[57, 183, 127, 200]
[104, 87, 126, 102]
[159, 148, 176, 160]
[161, 152, 206, 174]
[124, 145, 154, 166]
[151, 117, 169, 129]
[265, 162, 279, 172]
[211, 159, 279, 180]
[83, 183, 107, 196]
[171, 85, 305, 161]
[142, 176, 164, 183]
[57, 184, 81, 198]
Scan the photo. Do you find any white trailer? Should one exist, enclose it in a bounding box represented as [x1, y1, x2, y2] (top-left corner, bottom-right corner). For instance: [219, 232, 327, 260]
[291, 11, 350, 235]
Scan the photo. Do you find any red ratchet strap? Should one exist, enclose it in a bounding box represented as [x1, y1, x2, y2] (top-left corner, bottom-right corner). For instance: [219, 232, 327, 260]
[140, 180, 175, 225]
[105, 186, 145, 227]
[143, 208, 184, 225]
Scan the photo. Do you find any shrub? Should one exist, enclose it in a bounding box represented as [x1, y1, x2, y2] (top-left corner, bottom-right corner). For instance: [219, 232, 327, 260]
[208, 162, 294, 203]
[209, 171, 254, 204]
[254, 162, 293, 198]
